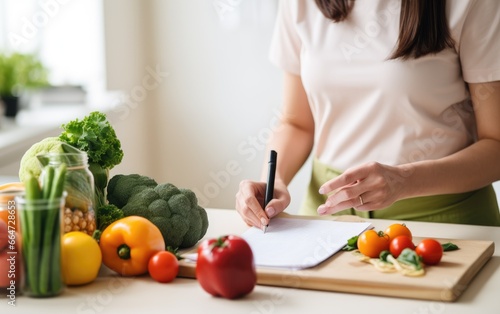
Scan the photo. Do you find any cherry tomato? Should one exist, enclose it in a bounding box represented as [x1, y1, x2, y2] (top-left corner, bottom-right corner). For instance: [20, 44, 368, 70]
[384, 223, 412, 241]
[416, 239, 443, 265]
[148, 251, 179, 283]
[389, 235, 415, 258]
[357, 230, 390, 258]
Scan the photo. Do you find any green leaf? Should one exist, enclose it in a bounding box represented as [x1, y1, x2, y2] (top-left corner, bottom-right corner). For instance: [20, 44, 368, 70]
[397, 248, 423, 270]
[442, 242, 459, 251]
[342, 235, 359, 251]
[59, 111, 124, 169]
[166, 246, 184, 261]
[379, 250, 391, 262]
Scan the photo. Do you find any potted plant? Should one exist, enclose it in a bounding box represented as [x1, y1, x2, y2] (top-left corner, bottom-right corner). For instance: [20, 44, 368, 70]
[0, 52, 49, 117]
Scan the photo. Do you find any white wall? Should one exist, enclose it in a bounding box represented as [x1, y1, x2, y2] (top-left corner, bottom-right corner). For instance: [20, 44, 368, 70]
[103, 0, 311, 212]
[102, 0, 156, 179]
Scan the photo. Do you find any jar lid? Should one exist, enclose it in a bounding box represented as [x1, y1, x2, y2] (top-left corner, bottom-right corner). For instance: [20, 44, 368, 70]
[0, 182, 25, 203]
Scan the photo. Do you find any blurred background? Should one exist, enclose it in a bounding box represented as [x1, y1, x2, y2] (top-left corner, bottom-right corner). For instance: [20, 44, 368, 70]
[0, 0, 311, 212]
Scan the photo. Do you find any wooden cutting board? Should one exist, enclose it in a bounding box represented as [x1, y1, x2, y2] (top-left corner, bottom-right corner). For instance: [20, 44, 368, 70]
[178, 216, 494, 302]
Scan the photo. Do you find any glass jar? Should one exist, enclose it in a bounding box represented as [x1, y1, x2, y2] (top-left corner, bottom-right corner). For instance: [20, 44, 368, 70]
[0, 185, 24, 300]
[37, 152, 96, 236]
[16, 193, 66, 298]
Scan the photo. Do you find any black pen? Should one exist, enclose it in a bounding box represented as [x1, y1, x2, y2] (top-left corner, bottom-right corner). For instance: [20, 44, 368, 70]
[263, 150, 277, 233]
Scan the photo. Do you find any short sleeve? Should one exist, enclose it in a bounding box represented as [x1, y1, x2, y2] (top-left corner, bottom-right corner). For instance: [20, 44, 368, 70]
[459, 0, 500, 83]
[269, 0, 302, 75]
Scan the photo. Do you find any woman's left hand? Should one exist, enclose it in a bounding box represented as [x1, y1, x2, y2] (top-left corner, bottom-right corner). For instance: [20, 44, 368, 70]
[317, 161, 412, 215]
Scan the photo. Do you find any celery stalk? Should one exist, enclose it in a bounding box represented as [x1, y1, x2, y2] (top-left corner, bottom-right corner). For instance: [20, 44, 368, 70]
[21, 164, 66, 297]
[22, 174, 43, 295]
[38, 164, 66, 294]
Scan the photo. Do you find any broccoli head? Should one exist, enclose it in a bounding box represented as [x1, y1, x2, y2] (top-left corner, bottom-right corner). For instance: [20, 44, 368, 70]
[107, 175, 208, 249]
[96, 204, 124, 231]
[107, 174, 158, 208]
[121, 188, 159, 218]
[92, 203, 125, 243]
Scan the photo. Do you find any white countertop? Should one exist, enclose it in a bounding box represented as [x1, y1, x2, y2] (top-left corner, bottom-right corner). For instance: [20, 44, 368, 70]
[4, 208, 498, 314]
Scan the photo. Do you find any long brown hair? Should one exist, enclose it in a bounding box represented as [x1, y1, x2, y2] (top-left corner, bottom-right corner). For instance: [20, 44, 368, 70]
[314, 0, 455, 59]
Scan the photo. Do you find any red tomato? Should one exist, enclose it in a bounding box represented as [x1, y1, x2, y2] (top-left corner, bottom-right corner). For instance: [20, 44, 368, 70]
[357, 230, 390, 258]
[389, 235, 415, 258]
[148, 251, 179, 283]
[416, 239, 443, 265]
[384, 223, 412, 241]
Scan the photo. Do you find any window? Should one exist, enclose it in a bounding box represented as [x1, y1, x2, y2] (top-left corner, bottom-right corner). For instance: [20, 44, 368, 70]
[0, 0, 106, 98]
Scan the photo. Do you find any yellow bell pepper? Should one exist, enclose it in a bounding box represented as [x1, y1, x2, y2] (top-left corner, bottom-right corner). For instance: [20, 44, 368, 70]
[99, 216, 165, 276]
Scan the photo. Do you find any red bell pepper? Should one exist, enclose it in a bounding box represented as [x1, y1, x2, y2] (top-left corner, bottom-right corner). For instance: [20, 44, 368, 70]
[196, 235, 257, 299]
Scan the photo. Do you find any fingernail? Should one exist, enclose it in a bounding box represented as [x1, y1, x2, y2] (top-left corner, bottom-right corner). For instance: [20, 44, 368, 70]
[318, 187, 325, 194]
[317, 206, 326, 215]
[260, 217, 267, 227]
[266, 207, 275, 217]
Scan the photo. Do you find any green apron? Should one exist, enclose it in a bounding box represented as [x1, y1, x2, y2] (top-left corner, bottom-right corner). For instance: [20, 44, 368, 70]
[300, 158, 500, 226]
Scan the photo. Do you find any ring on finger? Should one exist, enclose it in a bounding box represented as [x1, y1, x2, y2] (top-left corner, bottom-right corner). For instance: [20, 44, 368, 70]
[359, 195, 364, 206]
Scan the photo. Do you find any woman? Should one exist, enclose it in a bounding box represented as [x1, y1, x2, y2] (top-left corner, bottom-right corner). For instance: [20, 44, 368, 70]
[235, 0, 500, 230]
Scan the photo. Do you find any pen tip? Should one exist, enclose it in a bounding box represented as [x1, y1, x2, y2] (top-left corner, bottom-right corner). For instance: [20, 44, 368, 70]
[270, 150, 277, 161]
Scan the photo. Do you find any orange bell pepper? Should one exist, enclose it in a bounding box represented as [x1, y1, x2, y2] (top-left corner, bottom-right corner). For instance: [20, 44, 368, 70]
[99, 216, 165, 276]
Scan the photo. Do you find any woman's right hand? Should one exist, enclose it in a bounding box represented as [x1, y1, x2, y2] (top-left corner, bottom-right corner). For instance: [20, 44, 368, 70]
[235, 179, 290, 231]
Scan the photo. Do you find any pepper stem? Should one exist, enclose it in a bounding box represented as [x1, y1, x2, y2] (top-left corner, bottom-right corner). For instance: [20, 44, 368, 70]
[117, 244, 131, 260]
[211, 236, 228, 251]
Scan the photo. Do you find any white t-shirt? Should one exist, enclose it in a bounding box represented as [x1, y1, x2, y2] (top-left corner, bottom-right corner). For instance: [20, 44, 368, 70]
[269, 0, 500, 171]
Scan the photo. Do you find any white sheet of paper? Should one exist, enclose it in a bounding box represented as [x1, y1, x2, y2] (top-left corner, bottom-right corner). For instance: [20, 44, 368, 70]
[240, 217, 372, 270]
